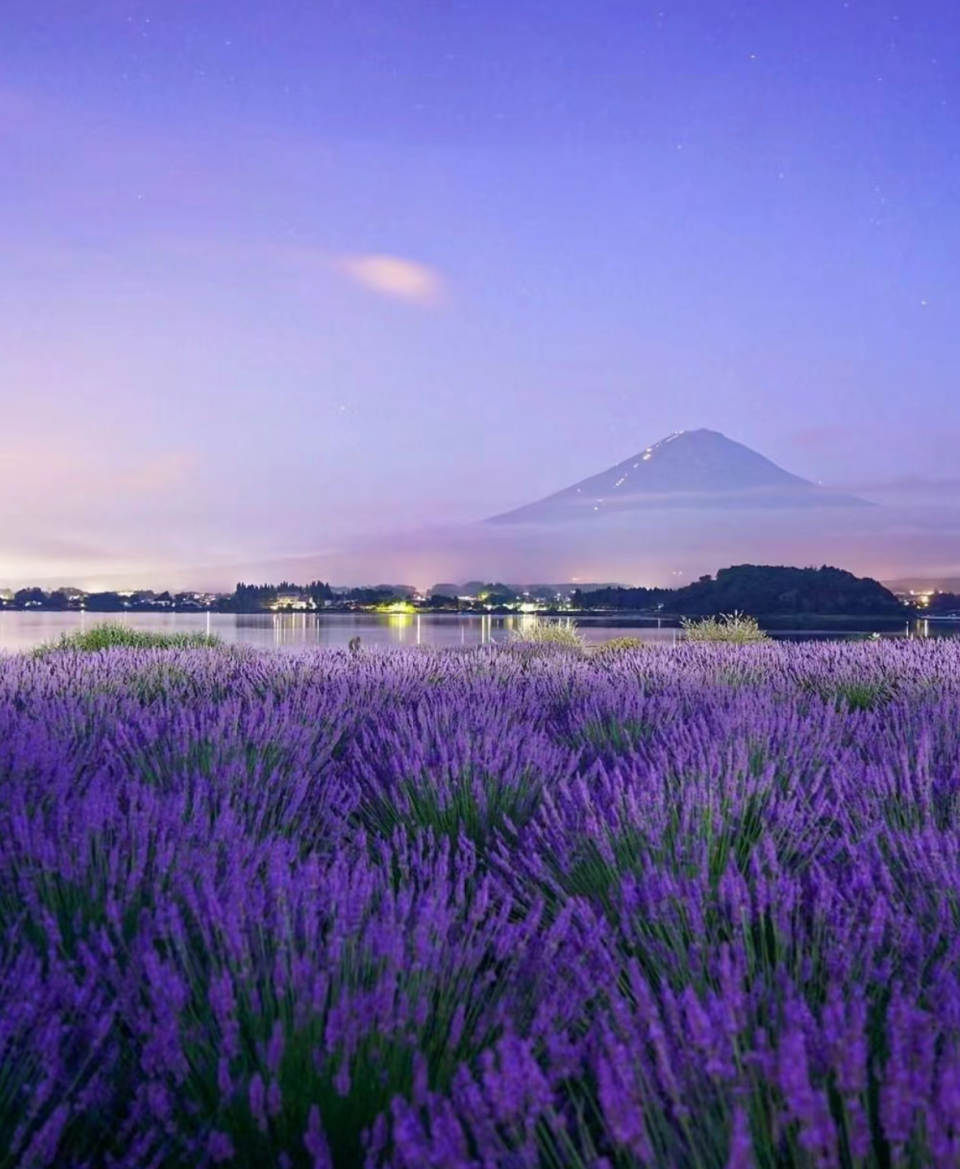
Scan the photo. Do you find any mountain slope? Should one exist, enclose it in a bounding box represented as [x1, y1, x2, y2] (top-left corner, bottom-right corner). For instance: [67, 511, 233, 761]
[486, 429, 873, 523]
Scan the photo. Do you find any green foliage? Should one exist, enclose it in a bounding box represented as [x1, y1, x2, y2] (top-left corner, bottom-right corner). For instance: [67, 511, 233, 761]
[926, 591, 960, 615]
[681, 611, 769, 644]
[9, 640, 957, 1167]
[30, 623, 223, 656]
[571, 716, 654, 756]
[592, 636, 645, 655]
[578, 563, 905, 618]
[510, 618, 585, 650]
[4, 855, 507, 1169]
[827, 680, 894, 711]
[126, 661, 194, 701]
[230, 579, 335, 611]
[357, 768, 544, 853]
[557, 824, 650, 917]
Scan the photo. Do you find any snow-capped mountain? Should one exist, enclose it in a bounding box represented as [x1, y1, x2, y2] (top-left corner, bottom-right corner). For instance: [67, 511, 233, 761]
[486, 429, 871, 523]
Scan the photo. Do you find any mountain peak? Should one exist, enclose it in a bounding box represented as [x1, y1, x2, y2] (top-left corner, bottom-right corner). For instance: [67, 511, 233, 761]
[486, 430, 872, 523]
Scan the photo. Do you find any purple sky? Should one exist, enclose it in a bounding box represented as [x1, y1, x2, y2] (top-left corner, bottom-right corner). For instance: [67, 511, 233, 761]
[2, 0, 959, 588]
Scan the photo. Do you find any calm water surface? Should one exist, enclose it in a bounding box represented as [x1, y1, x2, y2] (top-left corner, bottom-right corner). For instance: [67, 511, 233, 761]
[0, 611, 955, 653]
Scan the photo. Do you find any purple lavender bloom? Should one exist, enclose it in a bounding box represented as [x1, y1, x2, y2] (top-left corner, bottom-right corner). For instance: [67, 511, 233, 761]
[207, 1130, 235, 1163]
[726, 1105, 753, 1169]
[4, 641, 960, 1163]
[304, 1104, 333, 1169]
[248, 1073, 268, 1134]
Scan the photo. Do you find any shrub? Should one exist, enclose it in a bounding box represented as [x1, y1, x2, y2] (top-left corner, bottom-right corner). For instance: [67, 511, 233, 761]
[509, 617, 585, 649]
[593, 636, 645, 655]
[30, 623, 223, 656]
[681, 610, 769, 643]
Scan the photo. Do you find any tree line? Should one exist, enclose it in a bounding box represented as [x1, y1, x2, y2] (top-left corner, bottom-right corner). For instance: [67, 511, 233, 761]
[926, 592, 960, 615]
[0, 581, 417, 613]
[572, 564, 907, 617]
[1, 565, 936, 617]
[0, 580, 539, 613]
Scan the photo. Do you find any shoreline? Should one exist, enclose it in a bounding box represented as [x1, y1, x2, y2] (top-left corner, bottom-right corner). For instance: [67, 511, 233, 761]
[0, 606, 917, 622]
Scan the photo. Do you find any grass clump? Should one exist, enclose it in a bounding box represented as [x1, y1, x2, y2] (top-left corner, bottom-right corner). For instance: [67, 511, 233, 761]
[813, 678, 895, 712]
[570, 715, 653, 757]
[681, 610, 769, 644]
[509, 617, 585, 650]
[593, 636, 645, 655]
[31, 622, 223, 656]
[358, 767, 545, 854]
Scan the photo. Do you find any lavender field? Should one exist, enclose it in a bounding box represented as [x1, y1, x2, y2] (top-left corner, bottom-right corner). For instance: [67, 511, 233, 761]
[3, 641, 960, 1168]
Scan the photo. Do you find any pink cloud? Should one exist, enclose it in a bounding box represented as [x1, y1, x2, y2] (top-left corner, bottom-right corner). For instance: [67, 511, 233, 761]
[331, 254, 447, 306]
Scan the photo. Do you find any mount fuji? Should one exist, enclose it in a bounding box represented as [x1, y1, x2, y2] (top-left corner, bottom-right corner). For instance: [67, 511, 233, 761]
[486, 429, 872, 524]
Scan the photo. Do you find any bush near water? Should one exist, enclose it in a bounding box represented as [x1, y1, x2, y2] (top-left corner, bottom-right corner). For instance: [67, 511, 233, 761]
[681, 611, 769, 644]
[30, 623, 224, 656]
[3, 640, 960, 1166]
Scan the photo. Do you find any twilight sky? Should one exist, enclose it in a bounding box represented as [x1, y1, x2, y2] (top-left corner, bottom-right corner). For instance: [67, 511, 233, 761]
[2, 0, 959, 588]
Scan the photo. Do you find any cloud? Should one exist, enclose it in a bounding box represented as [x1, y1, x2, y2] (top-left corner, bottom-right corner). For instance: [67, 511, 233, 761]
[332, 253, 446, 306]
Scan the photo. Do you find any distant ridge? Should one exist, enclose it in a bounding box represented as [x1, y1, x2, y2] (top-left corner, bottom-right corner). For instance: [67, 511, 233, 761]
[486, 429, 873, 523]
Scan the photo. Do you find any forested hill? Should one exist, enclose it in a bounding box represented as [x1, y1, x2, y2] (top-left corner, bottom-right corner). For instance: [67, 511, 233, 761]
[573, 564, 905, 617]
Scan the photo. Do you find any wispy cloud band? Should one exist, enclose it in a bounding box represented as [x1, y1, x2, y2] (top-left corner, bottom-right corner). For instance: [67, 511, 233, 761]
[332, 253, 447, 306]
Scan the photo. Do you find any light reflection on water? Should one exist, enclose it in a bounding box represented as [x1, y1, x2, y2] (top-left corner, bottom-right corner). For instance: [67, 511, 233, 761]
[0, 611, 953, 654]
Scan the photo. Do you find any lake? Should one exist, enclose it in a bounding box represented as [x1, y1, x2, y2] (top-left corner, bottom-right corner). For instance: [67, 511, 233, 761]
[0, 610, 955, 653]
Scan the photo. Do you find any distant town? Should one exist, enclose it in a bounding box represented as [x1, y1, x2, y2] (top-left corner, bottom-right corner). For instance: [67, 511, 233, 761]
[2, 565, 959, 620]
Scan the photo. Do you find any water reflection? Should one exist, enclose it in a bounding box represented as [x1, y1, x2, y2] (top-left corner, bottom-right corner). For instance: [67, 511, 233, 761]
[0, 610, 956, 654]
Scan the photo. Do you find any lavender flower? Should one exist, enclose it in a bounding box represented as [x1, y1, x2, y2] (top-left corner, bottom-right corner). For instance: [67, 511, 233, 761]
[3, 641, 960, 1164]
